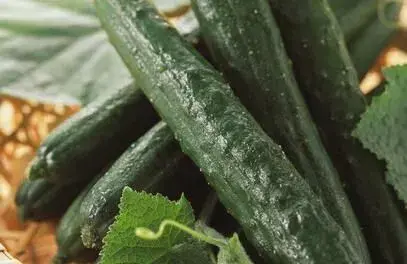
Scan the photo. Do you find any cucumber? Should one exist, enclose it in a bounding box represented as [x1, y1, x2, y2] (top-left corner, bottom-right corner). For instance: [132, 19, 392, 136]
[14, 180, 30, 206]
[191, 0, 367, 262]
[53, 178, 100, 264]
[330, 0, 400, 80]
[328, 0, 362, 18]
[95, 0, 361, 262]
[29, 83, 158, 184]
[15, 178, 87, 221]
[349, 2, 401, 79]
[80, 122, 212, 249]
[269, 0, 407, 263]
[80, 122, 183, 249]
[330, 0, 377, 42]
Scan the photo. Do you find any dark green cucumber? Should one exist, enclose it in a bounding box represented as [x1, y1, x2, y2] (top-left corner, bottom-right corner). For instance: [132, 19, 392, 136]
[330, 0, 401, 80]
[329, 0, 377, 42]
[191, 0, 367, 262]
[349, 2, 401, 79]
[29, 82, 158, 184]
[53, 178, 100, 264]
[328, 0, 364, 18]
[269, 0, 407, 263]
[15, 180, 30, 206]
[96, 0, 361, 262]
[80, 121, 212, 249]
[15, 178, 87, 221]
[80, 121, 183, 249]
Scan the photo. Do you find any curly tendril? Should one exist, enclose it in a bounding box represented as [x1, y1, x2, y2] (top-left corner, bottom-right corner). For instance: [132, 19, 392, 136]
[135, 219, 227, 248]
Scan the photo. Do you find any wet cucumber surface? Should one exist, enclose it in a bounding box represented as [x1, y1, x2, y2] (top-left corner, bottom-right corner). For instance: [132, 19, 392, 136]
[80, 122, 184, 249]
[95, 0, 362, 262]
[269, 0, 407, 262]
[191, 1, 367, 262]
[29, 83, 158, 184]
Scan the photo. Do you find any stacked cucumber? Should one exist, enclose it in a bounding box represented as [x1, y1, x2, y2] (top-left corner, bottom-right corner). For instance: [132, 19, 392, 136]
[15, 0, 403, 263]
[269, 0, 407, 263]
[330, 0, 401, 80]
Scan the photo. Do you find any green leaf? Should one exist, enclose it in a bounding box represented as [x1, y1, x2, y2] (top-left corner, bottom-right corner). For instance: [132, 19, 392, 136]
[136, 220, 253, 264]
[0, 0, 133, 105]
[354, 65, 407, 203]
[100, 187, 204, 264]
[168, 240, 214, 264]
[195, 223, 253, 264]
[35, 0, 96, 15]
[217, 234, 253, 264]
[0, 0, 198, 105]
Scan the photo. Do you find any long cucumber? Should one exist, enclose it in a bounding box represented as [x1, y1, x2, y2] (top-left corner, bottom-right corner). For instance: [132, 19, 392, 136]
[330, 0, 377, 42]
[53, 178, 101, 264]
[349, 2, 401, 79]
[80, 122, 183, 249]
[191, 0, 368, 262]
[80, 121, 212, 249]
[269, 0, 407, 262]
[15, 178, 87, 221]
[95, 0, 362, 262]
[330, 0, 401, 80]
[29, 83, 158, 184]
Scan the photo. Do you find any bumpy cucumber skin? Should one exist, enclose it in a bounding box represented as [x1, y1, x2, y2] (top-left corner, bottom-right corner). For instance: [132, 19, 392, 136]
[191, 1, 367, 262]
[54, 179, 99, 264]
[15, 179, 86, 221]
[96, 0, 361, 263]
[80, 122, 184, 249]
[29, 83, 158, 184]
[269, 0, 407, 263]
[80, 121, 210, 250]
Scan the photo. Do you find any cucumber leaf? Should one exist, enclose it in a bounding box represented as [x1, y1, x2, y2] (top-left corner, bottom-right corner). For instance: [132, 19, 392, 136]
[136, 220, 253, 264]
[218, 235, 253, 264]
[34, 0, 96, 15]
[0, 0, 196, 105]
[354, 65, 407, 204]
[100, 187, 212, 264]
[0, 0, 132, 105]
[168, 241, 214, 264]
[195, 222, 254, 264]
